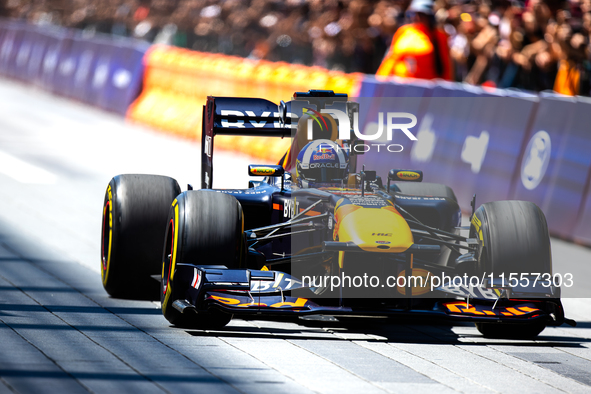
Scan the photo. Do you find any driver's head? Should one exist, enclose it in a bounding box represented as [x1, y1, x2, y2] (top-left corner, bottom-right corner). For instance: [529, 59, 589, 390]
[295, 139, 349, 188]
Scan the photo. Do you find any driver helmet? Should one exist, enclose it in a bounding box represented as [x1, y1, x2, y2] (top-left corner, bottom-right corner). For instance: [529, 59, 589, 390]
[295, 139, 349, 188]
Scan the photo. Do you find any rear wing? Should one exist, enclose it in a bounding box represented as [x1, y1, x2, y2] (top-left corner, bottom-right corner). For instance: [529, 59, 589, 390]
[201, 96, 293, 189]
[201, 91, 351, 189]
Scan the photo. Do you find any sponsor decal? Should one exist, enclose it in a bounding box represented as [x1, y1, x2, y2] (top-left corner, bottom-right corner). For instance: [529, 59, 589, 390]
[250, 166, 276, 175]
[395, 195, 445, 201]
[313, 153, 336, 160]
[309, 162, 338, 169]
[521, 130, 551, 190]
[220, 110, 296, 129]
[348, 196, 388, 207]
[411, 113, 436, 163]
[396, 171, 421, 180]
[283, 199, 300, 218]
[461, 131, 489, 174]
[444, 302, 539, 317]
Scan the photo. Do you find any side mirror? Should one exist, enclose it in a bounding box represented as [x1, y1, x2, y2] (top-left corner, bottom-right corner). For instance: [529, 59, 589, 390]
[248, 165, 285, 177]
[388, 169, 423, 182]
[248, 165, 285, 190]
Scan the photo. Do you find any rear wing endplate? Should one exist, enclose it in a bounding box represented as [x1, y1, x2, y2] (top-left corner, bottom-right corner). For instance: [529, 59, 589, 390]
[201, 96, 293, 189]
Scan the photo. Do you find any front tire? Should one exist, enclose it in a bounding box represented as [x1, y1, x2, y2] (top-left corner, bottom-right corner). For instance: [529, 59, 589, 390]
[101, 174, 181, 299]
[471, 200, 551, 276]
[471, 200, 551, 338]
[161, 190, 243, 328]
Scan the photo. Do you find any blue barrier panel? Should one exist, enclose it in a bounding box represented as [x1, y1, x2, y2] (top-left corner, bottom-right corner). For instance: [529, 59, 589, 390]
[430, 80, 479, 97]
[450, 92, 538, 208]
[0, 24, 25, 78]
[26, 30, 50, 85]
[356, 78, 429, 134]
[366, 82, 539, 212]
[573, 100, 591, 244]
[548, 96, 591, 240]
[356, 79, 432, 178]
[383, 77, 435, 98]
[53, 35, 76, 96]
[575, 192, 591, 244]
[39, 30, 65, 92]
[0, 21, 148, 115]
[573, 121, 591, 244]
[510, 93, 582, 239]
[69, 37, 99, 102]
[14, 27, 40, 81]
[104, 41, 148, 115]
[84, 38, 115, 110]
[0, 22, 13, 74]
[413, 83, 479, 193]
[527, 95, 591, 240]
[357, 75, 384, 98]
[357, 79, 432, 125]
[0, 22, 9, 73]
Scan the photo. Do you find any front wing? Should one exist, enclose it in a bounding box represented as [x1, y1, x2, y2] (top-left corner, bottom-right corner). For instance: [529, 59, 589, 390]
[174, 264, 566, 326]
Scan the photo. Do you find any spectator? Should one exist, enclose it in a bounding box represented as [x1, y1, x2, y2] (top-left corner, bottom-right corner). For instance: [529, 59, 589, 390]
[2, 0, 590, 95]
[376, 0, 453, 80]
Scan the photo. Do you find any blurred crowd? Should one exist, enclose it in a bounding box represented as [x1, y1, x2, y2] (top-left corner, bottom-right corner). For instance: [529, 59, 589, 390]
[3, 0, 590, 95]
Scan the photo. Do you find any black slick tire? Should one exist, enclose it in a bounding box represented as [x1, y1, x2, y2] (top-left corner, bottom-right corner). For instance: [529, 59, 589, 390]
[471, 200, 551, 339]
[101, 174, 181, 300]
[161, 190, 243, 328]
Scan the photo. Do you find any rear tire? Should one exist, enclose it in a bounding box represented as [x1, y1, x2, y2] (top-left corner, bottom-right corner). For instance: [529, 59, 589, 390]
[471, 200, 551, 338]
[161, 190, 243, 328]
[101, 174, 181, 299]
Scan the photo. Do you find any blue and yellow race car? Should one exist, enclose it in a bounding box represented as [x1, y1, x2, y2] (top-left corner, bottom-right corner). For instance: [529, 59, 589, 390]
[100, 90, 574, 338]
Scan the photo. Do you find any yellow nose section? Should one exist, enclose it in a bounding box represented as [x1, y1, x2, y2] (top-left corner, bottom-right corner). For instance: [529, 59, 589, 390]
[334, 205, 413, 252]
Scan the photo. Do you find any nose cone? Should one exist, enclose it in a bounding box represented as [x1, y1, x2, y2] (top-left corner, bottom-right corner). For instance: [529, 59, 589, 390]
[334, 205, 413, 252]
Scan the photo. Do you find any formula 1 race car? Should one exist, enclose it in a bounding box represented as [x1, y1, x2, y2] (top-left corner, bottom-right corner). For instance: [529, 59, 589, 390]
[100, 90, 574, 338]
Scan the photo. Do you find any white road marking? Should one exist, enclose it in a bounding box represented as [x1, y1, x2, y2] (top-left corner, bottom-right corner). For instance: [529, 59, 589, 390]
[0, 150, 57, 184]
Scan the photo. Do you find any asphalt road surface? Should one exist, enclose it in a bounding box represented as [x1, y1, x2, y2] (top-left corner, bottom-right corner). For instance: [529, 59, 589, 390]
[1, 78, 591, 394]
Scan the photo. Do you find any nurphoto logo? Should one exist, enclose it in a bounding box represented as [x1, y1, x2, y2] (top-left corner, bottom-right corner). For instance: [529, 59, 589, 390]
[307, 108, 417, 153]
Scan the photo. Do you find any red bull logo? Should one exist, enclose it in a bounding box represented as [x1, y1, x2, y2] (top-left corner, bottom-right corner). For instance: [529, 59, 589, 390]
[313, 145, 335, 160]
[313, 153, 335, 160]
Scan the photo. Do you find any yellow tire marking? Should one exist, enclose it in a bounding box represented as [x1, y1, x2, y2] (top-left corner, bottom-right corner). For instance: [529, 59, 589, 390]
[171, 203, 179, 280]
[163, 200, 179, 315]
[102, 185, 113, 286]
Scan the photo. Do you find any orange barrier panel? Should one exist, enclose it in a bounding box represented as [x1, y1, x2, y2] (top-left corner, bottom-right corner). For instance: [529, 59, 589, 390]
[127, 45, 362, 163]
